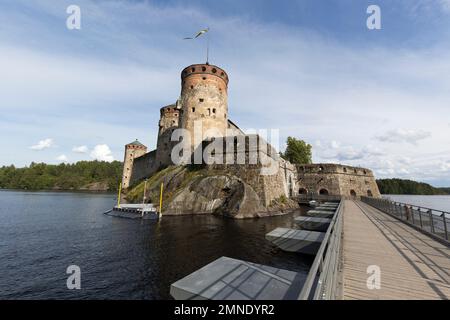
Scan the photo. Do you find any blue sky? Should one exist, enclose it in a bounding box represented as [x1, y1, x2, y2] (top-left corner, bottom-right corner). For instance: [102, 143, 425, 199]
[1, 0, 450, 186]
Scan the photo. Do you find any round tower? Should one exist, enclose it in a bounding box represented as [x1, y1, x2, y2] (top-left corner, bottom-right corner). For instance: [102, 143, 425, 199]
[155, 104, 180, 168]
[178, 63, 229, 152]
[121, 139, 147, 189]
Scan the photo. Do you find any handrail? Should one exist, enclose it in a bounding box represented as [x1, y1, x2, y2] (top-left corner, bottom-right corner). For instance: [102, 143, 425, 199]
[297, 194, 344, 202]
[298, 199, 344, 300]
[361, 196, 449, 242]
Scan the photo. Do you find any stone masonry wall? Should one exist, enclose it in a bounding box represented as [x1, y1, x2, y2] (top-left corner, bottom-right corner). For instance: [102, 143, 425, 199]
[296, 163, 381, 198]
[130, 150, 157, 186]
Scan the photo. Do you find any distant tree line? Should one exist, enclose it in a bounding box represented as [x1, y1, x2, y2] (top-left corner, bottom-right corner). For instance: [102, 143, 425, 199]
[0, 161, 123, 191]
[376, 178, 450, 195]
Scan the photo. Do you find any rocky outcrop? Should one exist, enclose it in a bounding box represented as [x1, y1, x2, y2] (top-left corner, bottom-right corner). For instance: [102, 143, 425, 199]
[165, 175, 268, 218]
[124, 165, 298, 219]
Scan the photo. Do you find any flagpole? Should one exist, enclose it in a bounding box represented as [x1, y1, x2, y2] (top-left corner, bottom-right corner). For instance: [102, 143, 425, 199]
[206, 30, 209, 64]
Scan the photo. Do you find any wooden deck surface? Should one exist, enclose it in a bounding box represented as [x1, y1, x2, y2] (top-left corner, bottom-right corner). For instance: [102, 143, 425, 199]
[342, 200, 450, 300]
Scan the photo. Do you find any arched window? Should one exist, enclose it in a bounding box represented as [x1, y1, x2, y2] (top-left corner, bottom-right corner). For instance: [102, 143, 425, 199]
[319, 189, 329, 195]
[350, 190, 357, 197]
[343, 167, 347, 173]
[367, 190, 373, 197]
[298, 188, 307, 195]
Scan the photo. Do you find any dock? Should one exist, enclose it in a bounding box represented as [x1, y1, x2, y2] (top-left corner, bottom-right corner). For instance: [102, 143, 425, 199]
[265, 228, 325, 255]
[294, 216, 331, 231]
[170, 256, 306, 300]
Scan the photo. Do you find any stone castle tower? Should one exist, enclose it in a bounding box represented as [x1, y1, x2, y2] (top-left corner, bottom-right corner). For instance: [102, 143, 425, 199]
[178, 64, 229, 153]
[121, 140, 147, 189]
[155, 104, 179, 168]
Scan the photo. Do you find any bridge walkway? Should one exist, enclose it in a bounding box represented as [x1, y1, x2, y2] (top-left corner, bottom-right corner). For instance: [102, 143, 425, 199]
[342, 200, 450, 300]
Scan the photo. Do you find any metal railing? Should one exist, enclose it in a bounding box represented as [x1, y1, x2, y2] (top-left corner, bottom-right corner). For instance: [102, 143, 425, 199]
[297, 194, 343, 202]
[298, 199, 344, 300]
[361, 196, 449, 242]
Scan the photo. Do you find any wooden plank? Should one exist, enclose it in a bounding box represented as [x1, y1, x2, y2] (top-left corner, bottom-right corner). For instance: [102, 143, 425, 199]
[341, 200, 450, 300]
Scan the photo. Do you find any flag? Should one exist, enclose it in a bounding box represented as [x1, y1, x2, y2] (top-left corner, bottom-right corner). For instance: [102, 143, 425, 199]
[183, 27, 209, 40]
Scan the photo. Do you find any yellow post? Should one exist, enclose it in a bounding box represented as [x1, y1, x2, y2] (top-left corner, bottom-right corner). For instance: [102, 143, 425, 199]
[159, 182, 164, 216]
[117, 182, 122, 208]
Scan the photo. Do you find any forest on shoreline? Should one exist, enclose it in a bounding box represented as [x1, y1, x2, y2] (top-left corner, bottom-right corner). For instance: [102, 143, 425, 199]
[0, 161, 123, 192]
[1, 161, 449, 195]
[376, 178, 450, 195]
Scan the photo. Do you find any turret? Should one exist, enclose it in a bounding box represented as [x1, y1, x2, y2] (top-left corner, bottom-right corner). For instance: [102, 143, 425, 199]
[155, 104, 180, 168]
[121, 139, 147, 189]
[178, 63, 229, 153]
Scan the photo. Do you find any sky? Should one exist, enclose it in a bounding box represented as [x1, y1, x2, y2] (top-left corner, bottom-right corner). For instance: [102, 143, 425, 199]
[0, 0, 450, 186]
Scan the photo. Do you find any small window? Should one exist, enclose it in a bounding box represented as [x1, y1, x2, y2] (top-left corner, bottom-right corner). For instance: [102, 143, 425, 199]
[207, 108, 211, 116]
[212, 108, 216, 113]
[192, 107, 195, 112]
[191, 67, 195, 72]
[221, 72, 224, 76]
[212, 68, 217, 73]
[354, 169, 357, 174]
[199, 98, 204, 103]
[202, 66, 206, 71]
[202, 77, 206, 80]
[190, 85, 194, 89]
[343, 167, 347, 173]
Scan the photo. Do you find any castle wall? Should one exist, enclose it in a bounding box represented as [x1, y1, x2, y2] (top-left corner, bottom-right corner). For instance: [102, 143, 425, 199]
[204, 134, 290, 207]
[130, 150, 157, 185]
[296, 164, 381, 198]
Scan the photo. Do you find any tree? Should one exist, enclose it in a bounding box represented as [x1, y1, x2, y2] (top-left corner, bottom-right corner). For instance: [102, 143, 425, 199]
[282, 137, 312, 165]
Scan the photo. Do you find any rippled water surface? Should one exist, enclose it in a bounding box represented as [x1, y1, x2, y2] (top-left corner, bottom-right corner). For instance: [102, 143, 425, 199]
[0, 190, 313, 299]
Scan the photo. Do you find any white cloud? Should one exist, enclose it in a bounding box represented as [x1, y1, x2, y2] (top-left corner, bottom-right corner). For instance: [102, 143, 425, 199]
[90, 144, 114, 162]
[30, 138, 53, 150]
[376, 129, 431, 145]
[72, 145, 89, 153]
[56, 154, 68, 162]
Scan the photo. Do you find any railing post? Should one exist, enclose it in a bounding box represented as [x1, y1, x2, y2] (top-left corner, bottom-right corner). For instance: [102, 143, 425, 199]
[404, 205, 410, 222]
[443, 214, 449, 241]
[418, 208, 423, 228]
[428, 210, 434, 234]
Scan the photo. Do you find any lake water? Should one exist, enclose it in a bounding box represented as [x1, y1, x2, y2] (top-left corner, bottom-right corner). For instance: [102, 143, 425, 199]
[384, 195, 450, 213]
[0, 190, 313, 300]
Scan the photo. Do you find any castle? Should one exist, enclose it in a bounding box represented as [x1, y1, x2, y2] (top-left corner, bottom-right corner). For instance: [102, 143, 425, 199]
[122, 62, 381, 207]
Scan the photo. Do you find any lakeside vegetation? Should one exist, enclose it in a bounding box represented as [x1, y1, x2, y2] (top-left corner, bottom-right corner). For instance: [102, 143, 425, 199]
[0, 161, 123, 191]
[376, 178, 450, 195]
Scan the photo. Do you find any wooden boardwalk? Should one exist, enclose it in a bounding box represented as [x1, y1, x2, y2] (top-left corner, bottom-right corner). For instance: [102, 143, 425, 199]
[342, 200, 450, 300]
